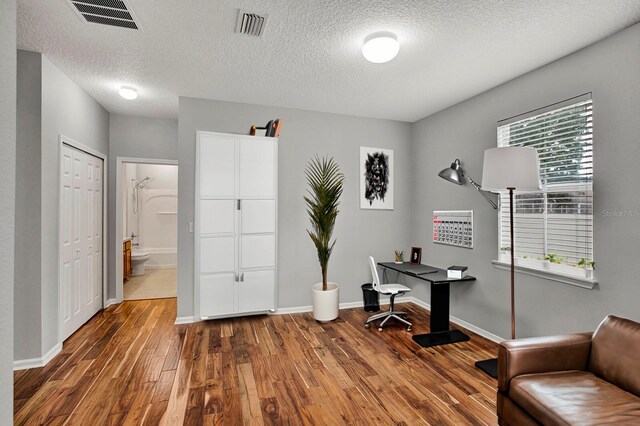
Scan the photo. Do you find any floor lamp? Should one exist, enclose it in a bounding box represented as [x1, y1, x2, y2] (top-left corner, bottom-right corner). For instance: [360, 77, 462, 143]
[475, 147, 540, 378]
[438, 159, 498, 209]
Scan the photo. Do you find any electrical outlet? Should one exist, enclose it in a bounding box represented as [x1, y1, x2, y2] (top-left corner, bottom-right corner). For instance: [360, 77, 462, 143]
[188, 222, 194, 233]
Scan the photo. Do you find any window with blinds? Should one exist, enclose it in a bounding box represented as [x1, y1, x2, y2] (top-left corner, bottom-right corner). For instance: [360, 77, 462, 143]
[497, 95, 593, 278]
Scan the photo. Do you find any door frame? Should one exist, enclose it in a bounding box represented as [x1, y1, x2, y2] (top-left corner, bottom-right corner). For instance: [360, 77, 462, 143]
[114, 157, 179, 303]
[58, 135, 108, 346]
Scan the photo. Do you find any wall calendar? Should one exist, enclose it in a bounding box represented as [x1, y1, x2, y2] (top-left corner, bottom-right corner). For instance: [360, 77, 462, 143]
[433, 210, 473, 249]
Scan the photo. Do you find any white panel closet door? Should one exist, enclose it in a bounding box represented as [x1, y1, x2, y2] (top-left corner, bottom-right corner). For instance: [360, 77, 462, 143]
[241, 200, 275, 234]
[61, 144, 103, 341]
[200, 274, 236, 317]
[241, 235, 276, 269]
[239, 137, 275, 198]
[200, 200, 236, 235]
[238, 270, 274, 312]
[86, 155, 103, 317]
[200, 134, 236, 198]
[200, 236, 236, 273]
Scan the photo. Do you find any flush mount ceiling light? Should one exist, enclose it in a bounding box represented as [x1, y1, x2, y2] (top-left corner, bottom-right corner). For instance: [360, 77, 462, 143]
[362, 32, 399, 63]
[119, 86, 138, 100]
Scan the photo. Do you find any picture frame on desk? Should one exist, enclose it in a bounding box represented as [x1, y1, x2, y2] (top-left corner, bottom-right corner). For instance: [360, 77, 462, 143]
[410, 247, 422, 264]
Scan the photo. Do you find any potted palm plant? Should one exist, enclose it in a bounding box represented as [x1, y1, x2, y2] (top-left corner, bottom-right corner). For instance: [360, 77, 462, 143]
[304, 155, 345, 322]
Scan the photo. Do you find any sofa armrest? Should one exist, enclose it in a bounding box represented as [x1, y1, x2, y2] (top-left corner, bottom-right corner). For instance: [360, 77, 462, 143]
[498, 332, 593, 392]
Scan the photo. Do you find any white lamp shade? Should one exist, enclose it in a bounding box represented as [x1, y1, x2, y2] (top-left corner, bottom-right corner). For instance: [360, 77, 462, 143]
[481, 147, 541, 192]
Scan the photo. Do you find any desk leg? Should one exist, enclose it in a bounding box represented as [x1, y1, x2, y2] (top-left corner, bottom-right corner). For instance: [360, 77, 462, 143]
[412, 282, 470, 348]
[430, 282, 450, 332]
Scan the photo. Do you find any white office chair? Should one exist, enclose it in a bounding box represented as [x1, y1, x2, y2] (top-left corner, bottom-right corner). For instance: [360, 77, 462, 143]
[366, 256, 412, 331]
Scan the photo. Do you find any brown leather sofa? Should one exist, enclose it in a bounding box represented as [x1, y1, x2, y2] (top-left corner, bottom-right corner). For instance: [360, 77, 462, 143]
[497, 315, 640, 425]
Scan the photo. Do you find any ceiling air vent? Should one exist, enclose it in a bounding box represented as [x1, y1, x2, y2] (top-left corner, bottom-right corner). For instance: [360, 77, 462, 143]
[65, 0, 141, 30]
[235, 10, 268, 37]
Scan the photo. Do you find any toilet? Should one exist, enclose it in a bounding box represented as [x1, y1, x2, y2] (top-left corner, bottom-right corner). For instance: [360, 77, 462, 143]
[131, 248, 151, 276]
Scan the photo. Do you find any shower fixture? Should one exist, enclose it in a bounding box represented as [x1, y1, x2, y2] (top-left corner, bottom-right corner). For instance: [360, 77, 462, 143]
[132, 176, 152, 214]
[135, 175, 152, 188]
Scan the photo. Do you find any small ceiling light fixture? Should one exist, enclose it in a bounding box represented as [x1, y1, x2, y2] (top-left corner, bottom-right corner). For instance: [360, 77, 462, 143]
[362, 32, 399, 63]
[119, 86, 138, 100]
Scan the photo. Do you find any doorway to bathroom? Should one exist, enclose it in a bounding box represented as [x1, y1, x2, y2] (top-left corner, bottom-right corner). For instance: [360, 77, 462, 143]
[116, 158, 178, 301]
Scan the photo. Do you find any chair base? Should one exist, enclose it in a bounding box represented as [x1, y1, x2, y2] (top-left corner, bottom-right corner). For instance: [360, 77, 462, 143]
[365, 293, 412, 331]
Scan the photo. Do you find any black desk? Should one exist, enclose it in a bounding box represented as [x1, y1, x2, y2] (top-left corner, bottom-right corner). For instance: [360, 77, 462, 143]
[378, 262, 476, 348]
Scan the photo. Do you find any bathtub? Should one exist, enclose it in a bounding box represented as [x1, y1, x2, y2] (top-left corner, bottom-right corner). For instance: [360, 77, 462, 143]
[144, 247, 177, 269]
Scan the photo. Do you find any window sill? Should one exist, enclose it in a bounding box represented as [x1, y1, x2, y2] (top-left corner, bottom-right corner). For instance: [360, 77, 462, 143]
[491, 260, 597, 289]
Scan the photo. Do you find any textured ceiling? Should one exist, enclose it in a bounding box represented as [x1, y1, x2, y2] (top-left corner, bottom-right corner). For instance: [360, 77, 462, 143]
[17, 0, 640, 122]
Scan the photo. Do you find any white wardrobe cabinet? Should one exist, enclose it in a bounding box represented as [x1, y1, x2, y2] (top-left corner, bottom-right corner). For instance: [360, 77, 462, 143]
[196, 131, 277, 319]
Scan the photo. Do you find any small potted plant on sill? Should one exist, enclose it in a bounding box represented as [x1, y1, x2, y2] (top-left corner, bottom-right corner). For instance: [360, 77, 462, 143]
[579, 258, 595, 278]
[546, 253, 587, 276]
[544, 253, 565, 270]
[304, 155, 345, 322]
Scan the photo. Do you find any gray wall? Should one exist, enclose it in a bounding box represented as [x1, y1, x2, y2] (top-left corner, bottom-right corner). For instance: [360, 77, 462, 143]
[178, 98, 412, 318]
[107, 113, 178, 300]
[14, 51, 109, 361]
[410, 22, 640, 339]
[0, 0, 16, 422]
[15, 51, 42, 360]
[40, 55, 110, 353]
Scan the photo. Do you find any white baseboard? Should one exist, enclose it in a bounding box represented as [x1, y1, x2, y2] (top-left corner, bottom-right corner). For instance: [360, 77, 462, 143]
[274, 296, 503, 343]
[146, 264, 177, 270]
[174, 316, 196, 325]
[406, 295, 430, 311]
[273, 296, 412, 315]
[14, 342, 63, 371]
[104, 298, 118, 308]
[337, 300, 364, 310]
[175, 297, 503, 344]
[274, 305, 313, 314]
[408, 296, 503, 343]
[449, 312, 504, 343]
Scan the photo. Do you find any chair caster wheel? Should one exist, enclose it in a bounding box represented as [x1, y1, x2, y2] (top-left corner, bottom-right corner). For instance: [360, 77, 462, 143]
[365, 324, 369, 328]
[378, 328, 383, 332]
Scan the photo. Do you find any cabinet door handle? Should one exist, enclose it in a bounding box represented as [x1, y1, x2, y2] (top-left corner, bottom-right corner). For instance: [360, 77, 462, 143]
[240, 273, 245, 282]
[237, 199, 241, 210]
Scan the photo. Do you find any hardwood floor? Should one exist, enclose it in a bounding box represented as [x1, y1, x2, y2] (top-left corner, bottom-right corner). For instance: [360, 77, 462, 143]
[14, 299, 499, 425]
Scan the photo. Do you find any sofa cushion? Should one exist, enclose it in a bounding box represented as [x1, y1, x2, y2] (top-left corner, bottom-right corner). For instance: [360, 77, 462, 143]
[510, 370, 640, 425]
[589, 315, 640, 396]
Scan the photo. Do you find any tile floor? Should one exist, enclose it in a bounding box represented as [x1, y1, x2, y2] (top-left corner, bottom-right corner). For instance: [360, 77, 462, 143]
[123, 268, 177, 300]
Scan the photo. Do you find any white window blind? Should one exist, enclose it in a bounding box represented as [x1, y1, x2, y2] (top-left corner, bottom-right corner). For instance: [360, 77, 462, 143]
[497, 96, 593, 278]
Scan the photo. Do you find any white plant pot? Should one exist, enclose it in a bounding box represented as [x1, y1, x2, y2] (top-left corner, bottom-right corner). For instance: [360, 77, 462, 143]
[515, 258, 539, 269]
[312, 282, 339, 322]
[549, 262, 582, 276]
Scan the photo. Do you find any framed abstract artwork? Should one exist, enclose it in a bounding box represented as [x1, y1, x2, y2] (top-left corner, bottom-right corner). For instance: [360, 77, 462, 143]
[360, 147, 394, 210]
